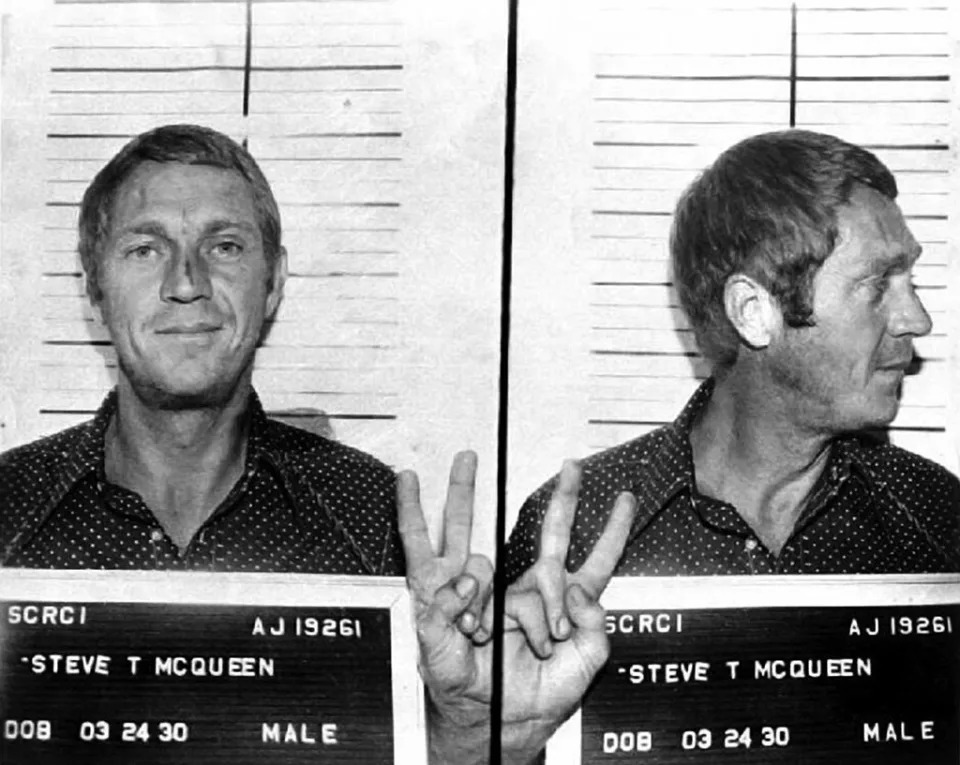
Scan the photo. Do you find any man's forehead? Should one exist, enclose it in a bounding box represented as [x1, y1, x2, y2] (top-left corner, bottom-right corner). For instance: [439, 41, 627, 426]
[111, 161, 256, 221]
[836, 185, 921, 265]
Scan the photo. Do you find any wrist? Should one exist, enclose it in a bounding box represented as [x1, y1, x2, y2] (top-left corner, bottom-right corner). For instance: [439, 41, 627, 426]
[427, 694, 490, 764]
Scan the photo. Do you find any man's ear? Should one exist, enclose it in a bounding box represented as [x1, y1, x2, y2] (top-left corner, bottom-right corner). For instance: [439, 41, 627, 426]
[266, 246, 288, 319]
[87, 280, 106, 325]
[723, 273, 781, 350]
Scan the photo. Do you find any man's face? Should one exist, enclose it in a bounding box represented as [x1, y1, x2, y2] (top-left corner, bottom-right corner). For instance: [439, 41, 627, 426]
[765, 185, 931, 434]
[93, 161, 285, 409]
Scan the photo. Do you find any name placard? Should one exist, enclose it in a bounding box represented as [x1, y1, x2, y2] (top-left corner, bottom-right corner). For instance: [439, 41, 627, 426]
[548, 575, 960, 764]
[0, 570, 426, 764]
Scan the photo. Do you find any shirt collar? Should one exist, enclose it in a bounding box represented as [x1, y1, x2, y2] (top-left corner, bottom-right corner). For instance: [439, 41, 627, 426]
[64, 387, 275, 488]
[638, 377, 713, 506]
[637, 377, 869, 513]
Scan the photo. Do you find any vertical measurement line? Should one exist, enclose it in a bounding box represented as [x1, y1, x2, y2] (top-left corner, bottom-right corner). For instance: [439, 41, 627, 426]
[242, 0, 253, 117]
[789, 2, 797, 127]
[491, 0, 520, 760]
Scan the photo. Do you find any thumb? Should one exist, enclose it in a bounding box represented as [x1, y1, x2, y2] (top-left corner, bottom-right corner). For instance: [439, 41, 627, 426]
[564, 582, 611, 677]
[416, 575, 477, 659]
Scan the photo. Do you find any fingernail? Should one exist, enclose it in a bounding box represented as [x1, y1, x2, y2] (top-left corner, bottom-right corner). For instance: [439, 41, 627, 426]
[556, 616, 570, 637]
[459, 612, 477, 631]
[568, 584, 586, 606]
[541, 641, 553, 658]
[455, 575, 477, 598]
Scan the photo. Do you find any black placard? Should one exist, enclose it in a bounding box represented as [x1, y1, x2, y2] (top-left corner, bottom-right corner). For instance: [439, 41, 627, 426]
[0, 572, 424, 765]
[549, 577, 960, 765]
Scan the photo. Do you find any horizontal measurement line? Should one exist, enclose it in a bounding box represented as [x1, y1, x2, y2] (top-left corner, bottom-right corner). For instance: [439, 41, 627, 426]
[51, 89, 241, 94]
[248, 88, 401, 93]
[253, 65, 401, 72]
[592, 209, 672, 216]
[591, 326, 693, 331]
[52, 66, 245, 73]
[588, 419, 671, 426]
[50, 112, 234, 117]
[274, 413, 398, 421]
[259, 157, 402, 162]
[595, 97, 788, 103]
[592, 281, 672, 287]
[796, 99, 948, 104]
[48, 134, 136, 140]
[813, 31, 943, 36]
[595, 141, 697, 148]
[278, 132, 401, 138]
[886, 426, 947, 433]
[597, 74, 789, 81]
[44, 340, 111, 347]
[799, 53, 949, 59]
[591, 350, 698, 358]
[596, 120, 786, 126]
[796, 6, 948, 11]
[281, 202, 400, 208]
[797, 75, 948, 81]
[288, 272, 399, 278]
[863, 144, 949, 150]
[52, 45, 244, 51]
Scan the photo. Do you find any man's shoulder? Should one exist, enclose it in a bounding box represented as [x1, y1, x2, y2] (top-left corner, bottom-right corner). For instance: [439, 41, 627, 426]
[259, 417, 403, 576]
[0, 420, 97, 481]
[260, 416, 394, 485]
[527, 424, 677, 506]
[850, 436, 960, 503]
[0, 420, 101, 558]
[505, 425, 676, 582]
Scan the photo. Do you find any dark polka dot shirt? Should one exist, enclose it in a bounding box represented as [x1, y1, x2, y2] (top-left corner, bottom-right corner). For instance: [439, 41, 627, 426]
[505, 379, 960, 581]
[0, 390, 404, 575]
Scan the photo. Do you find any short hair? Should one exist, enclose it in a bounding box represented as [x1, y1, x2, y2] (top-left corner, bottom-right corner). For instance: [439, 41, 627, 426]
[670, 129, 897, 367]
[78, 124, 281, 302]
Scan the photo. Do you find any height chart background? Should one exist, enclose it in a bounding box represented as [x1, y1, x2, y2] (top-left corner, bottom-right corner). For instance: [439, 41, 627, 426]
[0, 0, 506, 553]
[508, 0, 960, 524]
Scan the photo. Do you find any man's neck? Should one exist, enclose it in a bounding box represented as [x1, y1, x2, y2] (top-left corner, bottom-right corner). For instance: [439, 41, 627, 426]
[104, 379, 252, 552]
[689, 369, 833, 555]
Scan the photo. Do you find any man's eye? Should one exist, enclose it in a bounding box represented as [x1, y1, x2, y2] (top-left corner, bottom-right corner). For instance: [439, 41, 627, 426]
[126, 245, 157, 260]
[210, 241, 243, 259]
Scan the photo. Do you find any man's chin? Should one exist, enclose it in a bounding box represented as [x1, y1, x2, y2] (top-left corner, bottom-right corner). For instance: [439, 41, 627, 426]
[129, 376, 242, 412]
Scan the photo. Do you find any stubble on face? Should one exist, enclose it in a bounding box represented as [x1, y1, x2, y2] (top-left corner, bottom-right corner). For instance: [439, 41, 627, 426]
[95, 162, 280, 412]
[760, 186, 925, 436]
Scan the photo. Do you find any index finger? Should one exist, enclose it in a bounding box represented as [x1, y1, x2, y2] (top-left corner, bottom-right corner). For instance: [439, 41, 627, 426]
[397, 469, 436, 570]
[572, 491, 637, 599]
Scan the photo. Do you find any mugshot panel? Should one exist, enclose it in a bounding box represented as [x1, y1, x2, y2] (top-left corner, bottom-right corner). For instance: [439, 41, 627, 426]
[0, 0, 505, 553]
[507, 0, 960, 526]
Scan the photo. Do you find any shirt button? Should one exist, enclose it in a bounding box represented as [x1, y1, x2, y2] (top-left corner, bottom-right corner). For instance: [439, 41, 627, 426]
[744, 538, 758, 552]
[149, 529, 164, 543]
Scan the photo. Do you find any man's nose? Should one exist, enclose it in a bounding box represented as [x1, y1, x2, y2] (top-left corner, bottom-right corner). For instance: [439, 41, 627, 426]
[890, 285, 933, 338]
[160, 248, 212, 303]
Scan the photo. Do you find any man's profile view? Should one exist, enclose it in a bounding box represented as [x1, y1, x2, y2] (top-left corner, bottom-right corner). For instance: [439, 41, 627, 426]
[507, 129, 960, 581]
[497, 129, 960, 762]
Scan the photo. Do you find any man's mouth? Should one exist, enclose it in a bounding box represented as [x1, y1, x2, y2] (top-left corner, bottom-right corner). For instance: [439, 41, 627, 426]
[875, 358, 912, 374]
[155, 322, 222, 335]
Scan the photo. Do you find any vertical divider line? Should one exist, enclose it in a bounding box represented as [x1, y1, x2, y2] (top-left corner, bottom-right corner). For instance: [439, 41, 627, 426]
[243, 0, 253, 119]
[789, 2, 797, 127]
[492, 0, 520, 760]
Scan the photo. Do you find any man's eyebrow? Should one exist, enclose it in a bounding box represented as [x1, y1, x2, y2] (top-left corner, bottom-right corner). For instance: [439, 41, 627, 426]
[201, 219, 259, 237]
[115, 221, 170, 240]
[874, 245, 922, 272]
